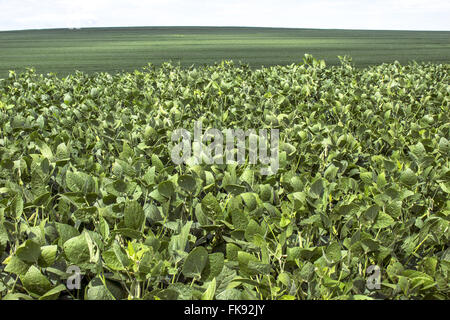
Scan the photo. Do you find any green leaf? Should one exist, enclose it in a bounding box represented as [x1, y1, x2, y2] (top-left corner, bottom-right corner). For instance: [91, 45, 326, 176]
[73, 206, 98, 223]
[216, 288, 242, 300]
[201, 193, 222, 219]
[169, 220, 193, 254]
[245, 219, 264, 242]
[247, 261, 271, 275]
[231, 210, 249, 230]
[279, 295, 296, 300]
[373, 213, 395, 229]
[360, 172, 373, 185]
[292, 192, 306, 204]
[178, 175, 197, 193]
[400, 168, 417, 186]
[231, 277, 270, 288]
[56, 142, 70, 159]
[201, 278, 216, 300]
[240, 193, 257, 211]
[85, 277, 125, 300]
[66, 170, 94, 193]
[4, 256, 31, 275]
[226, 243, 240, 261]
[55, 222, 80, 246]
[112, 241, 131, 268]
[240, 168, 254, 186]
[36, 141, 53, 160]
[259, 184, 272, 202]
[353, 295, 374, 300]
[324, 242, 342, 263]
[151, 154, 164, 172]
[16, 240, 41, 263]
[0, 223, 8, 252]
[182, 246, 208, 279]
[103, 249, 127, 271]
[20, 266, 52, 296]
[237, 251, 258, 268]
[309, 179, 324, 198]
[439, 182, 450, 194]
[110, 228, 143, 240]
[98, 215, 110, 239]
[224, 184, 246, 195]
[2, 293, 34, 300]
[63, 233, 90, 265]
[202, 253, 224, 281]
[143, 166, 156, 185]
[158, 180, 175, 198]
[38, 245, 58, 268]
[363, 205, 379, 222]
[39, 284, 67, 300]
[438, 137, 450, 154]
[324, 164, 339, 181]
[10, 196, 23, 219]
[422, 257, 437, 276]
[124, 200, 145, 231]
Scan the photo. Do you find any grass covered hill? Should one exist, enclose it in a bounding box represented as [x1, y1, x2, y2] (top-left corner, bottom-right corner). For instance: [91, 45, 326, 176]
[0, 26, 449, 76]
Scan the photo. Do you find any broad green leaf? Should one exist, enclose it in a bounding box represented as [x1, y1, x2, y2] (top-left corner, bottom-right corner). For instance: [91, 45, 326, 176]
[224, 184, 246, 195]
[177, 175, 197, 193]
[240, 193, 257, 211]
[216, 288, 241, 300]
[85, 277, 125, 300]
[103, 249, 126, 271]
[201, 278, 216, 300]
[55, 222, 80, 246]
[373, 213, 395, 229]
[259, 184, 272, 202]
[245, 219, 264, 242]
[353, 295, 374, 300]
[10, 196, 23, 219]
[98, 215, 110, 239]
[2, 293, 34, 300]
[4, 256, 31, 275]
[158, 180, 175, 198]
[226, 243, 240, 261]
[309, 179, 324, 198]
[124, 200, 145, 231]
[202, 253, 224, 281]
[16, 240, 41, 263]
[400, 168, 417, 186]
[438, 137, 449, 154]
[20, 266, 52, 296]
[63, 233, 90, 265]
[360, 172, 373, 185]
[38, 245, 58, 268]
[201, 193, 222, 218]
[66, 170, 94, 193]
[182, 246, 208, 279]
[39, 284, 67, 300]
[363, 205, 379, 222]
[247, 261, 271, 275]
[324, 242, 342, 263]
[231, 210, 249, 230]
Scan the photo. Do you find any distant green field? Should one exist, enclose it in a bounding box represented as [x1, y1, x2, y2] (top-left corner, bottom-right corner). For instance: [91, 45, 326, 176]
[0, 26, 449, 76]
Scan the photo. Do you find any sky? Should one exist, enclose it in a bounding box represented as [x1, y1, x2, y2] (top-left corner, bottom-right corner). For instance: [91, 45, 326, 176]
[0, 0, 449, 31]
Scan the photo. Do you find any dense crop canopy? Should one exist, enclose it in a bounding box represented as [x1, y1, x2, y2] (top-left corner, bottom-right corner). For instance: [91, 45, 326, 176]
[0, 56, 449, 300]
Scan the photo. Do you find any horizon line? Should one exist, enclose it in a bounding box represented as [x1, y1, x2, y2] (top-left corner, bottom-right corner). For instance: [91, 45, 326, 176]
[1, 25, 450, 33]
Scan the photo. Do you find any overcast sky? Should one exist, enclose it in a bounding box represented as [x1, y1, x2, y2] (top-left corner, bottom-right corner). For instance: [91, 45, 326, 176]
[0, 0, 449, 31]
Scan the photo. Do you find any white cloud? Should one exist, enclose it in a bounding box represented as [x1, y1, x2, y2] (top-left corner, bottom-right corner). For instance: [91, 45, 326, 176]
[0, 0, 448, 31]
